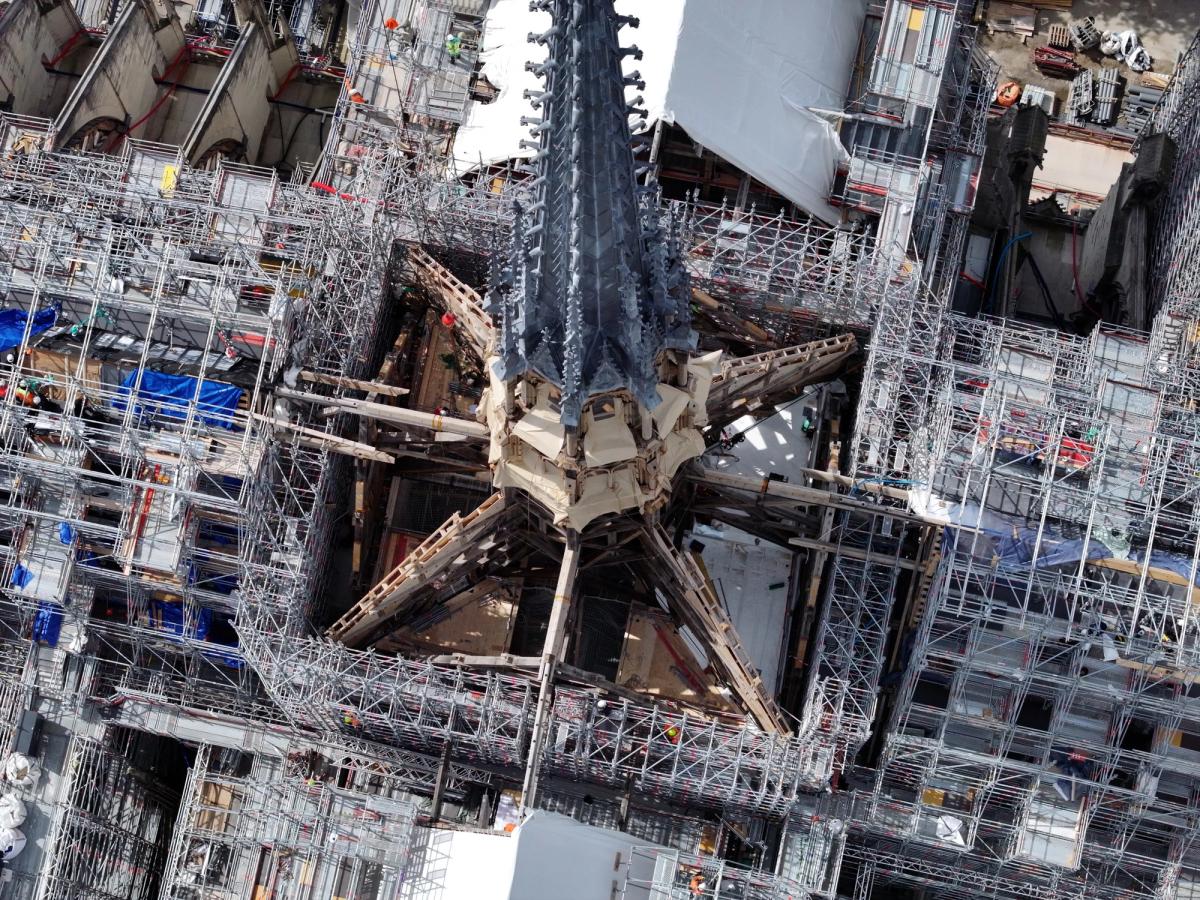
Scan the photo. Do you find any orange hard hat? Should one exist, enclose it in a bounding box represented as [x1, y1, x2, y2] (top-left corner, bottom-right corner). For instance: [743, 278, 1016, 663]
[441, 311, 457, 327]
[384, 16, 399, 29]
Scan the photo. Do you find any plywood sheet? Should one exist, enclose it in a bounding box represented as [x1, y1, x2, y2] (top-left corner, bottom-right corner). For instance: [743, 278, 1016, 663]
[616, 608, 734, 711]
[407, 592, 516, 656]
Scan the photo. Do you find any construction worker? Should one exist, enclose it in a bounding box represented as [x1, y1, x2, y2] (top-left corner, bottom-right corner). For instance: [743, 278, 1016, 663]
[446, 32, 463, 60]
[689, 872, 707, 896]
[664, 723, 682, 745]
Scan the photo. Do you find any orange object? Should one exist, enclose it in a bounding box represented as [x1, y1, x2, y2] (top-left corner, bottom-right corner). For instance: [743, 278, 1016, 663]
[344, 78, 365, 103]
[690, 873, 707, 896]
[384, 16, 399, 29]
[996, 81, 1021, 108]
[441, 311, 457, 327]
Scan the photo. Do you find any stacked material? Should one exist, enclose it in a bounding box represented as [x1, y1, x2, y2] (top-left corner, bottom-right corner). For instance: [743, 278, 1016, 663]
[1047, 23, 1071, 50]
[1094, 67, 1123, 125]
[1063, 69, 1095, 126]
[1034, 46, 1082, 78]
[1116, 83, 1165, 138]
[1068, 15, 1101, 51]
[1020, 83, 1056, 116]
[988, 1, 1036, 35]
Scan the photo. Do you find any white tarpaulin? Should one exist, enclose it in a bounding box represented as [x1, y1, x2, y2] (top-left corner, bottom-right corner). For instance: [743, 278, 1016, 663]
[661, 0, 865, 221]
[452, 0, 868, 222]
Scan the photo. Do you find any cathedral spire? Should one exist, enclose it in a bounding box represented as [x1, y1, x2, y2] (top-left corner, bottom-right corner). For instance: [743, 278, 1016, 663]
[486, 0, 695, 427]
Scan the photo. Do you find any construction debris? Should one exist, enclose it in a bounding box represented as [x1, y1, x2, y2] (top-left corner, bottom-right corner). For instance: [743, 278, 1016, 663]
[1101, 28, 1154, 72]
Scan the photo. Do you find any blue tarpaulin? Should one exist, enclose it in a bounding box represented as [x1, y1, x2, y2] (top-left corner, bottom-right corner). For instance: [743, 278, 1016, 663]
[10, 564, 32, 589]
[0, 306, 57, 353]
[32, 602, 64, 646]
[115, 370, 243, 428]
[148, 600, 211, 641]
[147, 600, 242, 668]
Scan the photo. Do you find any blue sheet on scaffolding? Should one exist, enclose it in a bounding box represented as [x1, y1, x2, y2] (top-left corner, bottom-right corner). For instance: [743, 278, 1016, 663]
[0, 306, 57, 352]
[32, 602, 64, 647]
[149, 600, 212, 641]
[115, 370, 242, 428]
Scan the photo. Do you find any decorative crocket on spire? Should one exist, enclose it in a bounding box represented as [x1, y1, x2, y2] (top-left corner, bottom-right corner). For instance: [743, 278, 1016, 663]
[485, 0, 696, 428]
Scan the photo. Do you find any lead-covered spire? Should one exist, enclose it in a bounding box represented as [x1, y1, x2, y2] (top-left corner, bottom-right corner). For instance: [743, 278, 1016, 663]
[485, 0, 695, 427]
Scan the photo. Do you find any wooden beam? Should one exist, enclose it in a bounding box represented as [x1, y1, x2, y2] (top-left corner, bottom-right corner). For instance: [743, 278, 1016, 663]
[297, 371, 410, 397]
[408, 245, 493, 359]
[521, 534, 580, 812]
[278, 388, 489, 439]
[707, 333, 857, 427]
[251, 413, 396, 463]
[693, 468, 921, 523]
[428, 653, 542, 668]
[643, 525, 790, 734]
[691, 287, 778, 348]
[788, 534, 918, 569]
[327, 493, 508, 646]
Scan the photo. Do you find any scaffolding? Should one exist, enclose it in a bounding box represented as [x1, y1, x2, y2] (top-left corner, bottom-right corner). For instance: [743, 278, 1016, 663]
[160, 743, 422, 898]
[3, 730, 179, 900]
[0, 0, 1065, 896]
[834, 47, 1200, 892]
[621, 845, 806, 900]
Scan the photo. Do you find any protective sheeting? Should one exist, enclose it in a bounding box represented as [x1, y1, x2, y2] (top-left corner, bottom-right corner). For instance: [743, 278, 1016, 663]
[452, 0, 865, 222]
[0, 305, 57, 352]
[506, 813, 666, 900]
[911, 488, 1200, 586]
[32, 602, 63, 647]
[691, 524, 791, 694]
[430, 811, 668, 900]
[114, 370, 243, 428]
[662, 0, 863, 222]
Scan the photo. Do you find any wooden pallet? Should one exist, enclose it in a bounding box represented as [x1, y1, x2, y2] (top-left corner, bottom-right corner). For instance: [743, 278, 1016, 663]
[1047, 23, 1071, 50]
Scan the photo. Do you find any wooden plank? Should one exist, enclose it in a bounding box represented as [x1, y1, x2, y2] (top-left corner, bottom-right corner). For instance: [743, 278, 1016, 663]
[250, 413, 396, 463]
[298, 370, 409, 397]
[616, 608, 734, 710]
[328, 493, 507, 645]
[1088, 556, 1200, 605]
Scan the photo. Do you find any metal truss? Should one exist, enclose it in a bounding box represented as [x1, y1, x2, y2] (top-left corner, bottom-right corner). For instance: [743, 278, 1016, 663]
[540, 686, 833, 819]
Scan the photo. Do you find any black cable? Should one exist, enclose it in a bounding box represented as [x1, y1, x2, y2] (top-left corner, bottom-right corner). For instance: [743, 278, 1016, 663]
[1016, 244, 1066, 331]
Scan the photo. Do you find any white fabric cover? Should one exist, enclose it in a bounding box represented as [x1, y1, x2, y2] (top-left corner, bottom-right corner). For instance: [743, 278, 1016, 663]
[0, 794, 27, 829]
[0, 826, 26, 860]
[3, 753, 41, 788]
[452, 0, 868, 222]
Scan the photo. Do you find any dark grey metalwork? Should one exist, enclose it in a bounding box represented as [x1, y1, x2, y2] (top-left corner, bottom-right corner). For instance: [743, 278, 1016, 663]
[485, 0, 695, 426]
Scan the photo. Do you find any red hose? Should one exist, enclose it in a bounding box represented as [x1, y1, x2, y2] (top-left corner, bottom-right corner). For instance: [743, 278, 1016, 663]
[107, 45, 191, 151]
[270, 63, 301, 100]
